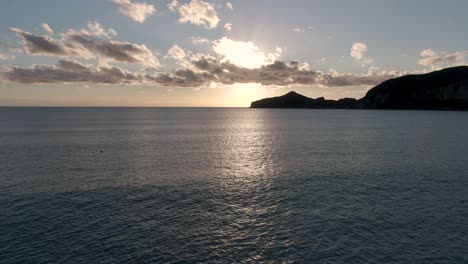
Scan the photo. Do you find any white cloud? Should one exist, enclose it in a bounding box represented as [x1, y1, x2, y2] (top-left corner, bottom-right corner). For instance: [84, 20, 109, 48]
[82, 21, 114, 39]
[168, 0, 219, 29]
[420, 49, 438, 58]
[108, 28, 117, 37]
[212, 37, 281, 68]
[226, 2, 233, 10]
[40, 23, 54, 34]
[63, 22, 117, 40]
[445, 51, 467, 62]
[167, 44, 186, 60]
[418, 57, 442, 67]
[418, 48, 467, 69]
[113, 0, 155, 23]
[350, 42, 367, 60]
[0, 53, 8, 61]
[191, 36, 209, 45]
[224, 23, 232, 31]
[350, 42, 374, 66]
[293, 28, 304, 33]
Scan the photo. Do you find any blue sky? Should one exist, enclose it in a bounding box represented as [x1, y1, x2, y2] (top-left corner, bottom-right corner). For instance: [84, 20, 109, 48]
[1, 0, 467, 106]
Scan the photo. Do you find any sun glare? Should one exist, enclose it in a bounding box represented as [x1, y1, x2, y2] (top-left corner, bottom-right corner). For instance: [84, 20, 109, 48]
[227, 83, 263, 106]
[213, 37, 281, 69]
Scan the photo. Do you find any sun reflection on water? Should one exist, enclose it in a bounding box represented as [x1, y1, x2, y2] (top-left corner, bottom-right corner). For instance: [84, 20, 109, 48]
[213, 109, 279, 180]
[204, 109, 295, 262]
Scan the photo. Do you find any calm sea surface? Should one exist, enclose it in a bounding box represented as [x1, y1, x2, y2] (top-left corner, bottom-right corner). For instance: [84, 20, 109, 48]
[0, 107, 467, 263]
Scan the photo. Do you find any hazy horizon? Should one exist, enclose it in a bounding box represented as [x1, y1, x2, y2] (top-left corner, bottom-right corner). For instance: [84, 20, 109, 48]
[1, 0, 468, 106]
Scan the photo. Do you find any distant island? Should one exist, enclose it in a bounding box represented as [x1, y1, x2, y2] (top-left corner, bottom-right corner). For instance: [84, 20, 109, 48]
[250, 66, 468, 110]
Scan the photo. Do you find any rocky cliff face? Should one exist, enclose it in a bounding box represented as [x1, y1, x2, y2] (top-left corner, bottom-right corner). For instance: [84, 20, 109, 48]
[361, 66, 468, 109]
[250, 66, 468, 110]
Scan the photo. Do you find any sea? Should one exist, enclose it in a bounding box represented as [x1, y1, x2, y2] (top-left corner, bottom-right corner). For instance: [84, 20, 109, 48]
[0, 107, 467, 263]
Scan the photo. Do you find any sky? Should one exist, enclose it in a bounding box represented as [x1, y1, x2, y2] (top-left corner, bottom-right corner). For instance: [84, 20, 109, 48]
[0, 0, 467, 106]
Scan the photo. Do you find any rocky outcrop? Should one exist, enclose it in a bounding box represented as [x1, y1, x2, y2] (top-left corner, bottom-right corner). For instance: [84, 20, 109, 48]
[250, 91, 361, 109]
[361, 66, 468, 109]
[250, 66, 468, 110]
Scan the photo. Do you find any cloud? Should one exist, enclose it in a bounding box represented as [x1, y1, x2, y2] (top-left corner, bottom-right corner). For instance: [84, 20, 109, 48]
[350, 42, 374, 66]
[167, 44, 186, 60]
[113, 0, 155, 23]
[418, 56, 443, 67]
[184, 58, 401, 87]
[65, 34, 160, 67]
[224, 23, 232, 31]
[293, 28, 304, 33]
[0, 53, 8, 61]
[0, 53, 15, 61]
[70, 21, 117, 39]
[418, 48, 467, 69]
[3, 27, 403, 88]
[108, 28, 118, 37]
[212, 37, 282, 68]
[147, 68, 216, 87]
[168, 0, 219, 29]
[2, 60, 143, 84]
[226, 2, 233, 10]
[191, 36, 209, 45]
[86, 21, 117, 38]
[0, 40, 18, 50]
[9, 27, 67, 56]
[9, 25, 159, 68]
[2, 57, 404, 88]
[40, 23, 54, 34]
[350, 42, 367, 60]
[420, 48, 437, 58]
[177, 58, 402, 87]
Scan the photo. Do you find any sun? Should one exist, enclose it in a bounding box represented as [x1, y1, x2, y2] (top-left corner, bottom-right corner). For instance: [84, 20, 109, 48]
[212, 37, 282, 69]
[226, 83, 264, 106]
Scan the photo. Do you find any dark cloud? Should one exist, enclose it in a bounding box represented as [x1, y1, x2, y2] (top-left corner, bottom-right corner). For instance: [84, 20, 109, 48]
[147, 69, 216, 87]
[171, 57, 402, 87]
[9, 28, 67, 55]
[65, 34, 159, 66]
[2, 60, 142, 84]
[8, 26, 159, 67]
[156, 58, 403, 87]
[1, 57, 403, 87]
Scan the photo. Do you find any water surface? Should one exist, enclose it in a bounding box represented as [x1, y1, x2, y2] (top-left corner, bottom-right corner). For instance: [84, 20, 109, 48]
[1, 108, 467, 263]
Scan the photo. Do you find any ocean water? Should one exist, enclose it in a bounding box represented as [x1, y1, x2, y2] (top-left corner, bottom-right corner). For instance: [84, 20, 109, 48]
[0, 107, 467, 263]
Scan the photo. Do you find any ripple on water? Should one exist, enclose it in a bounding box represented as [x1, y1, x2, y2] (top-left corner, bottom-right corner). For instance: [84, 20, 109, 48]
[0, 108, 467, 263]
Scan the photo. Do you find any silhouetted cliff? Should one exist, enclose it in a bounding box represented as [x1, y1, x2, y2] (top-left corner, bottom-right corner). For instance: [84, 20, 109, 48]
[361, 66, 468, 109]
[250, 66, 468, 110]
[250, 91, 361, 109]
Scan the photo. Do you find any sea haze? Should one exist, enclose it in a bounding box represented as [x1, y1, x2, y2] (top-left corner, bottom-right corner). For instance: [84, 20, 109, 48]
[1, 107, 467, 263]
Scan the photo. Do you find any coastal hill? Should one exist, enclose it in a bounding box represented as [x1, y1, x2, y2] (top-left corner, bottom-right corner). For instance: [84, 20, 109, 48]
[250, 66, 468, 110]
